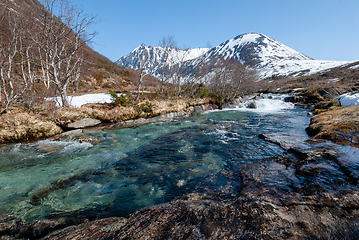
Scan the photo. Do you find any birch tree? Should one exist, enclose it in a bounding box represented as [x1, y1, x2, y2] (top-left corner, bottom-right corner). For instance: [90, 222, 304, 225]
[168, 47, 191, 96]
[31, 0, 96, 107]
[158, 35, 176, 94]
[0, 8, 35, 114]
[135, 44, 149, 101]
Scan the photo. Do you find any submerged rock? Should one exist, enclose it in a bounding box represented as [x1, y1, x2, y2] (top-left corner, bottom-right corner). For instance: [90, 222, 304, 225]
[4, 145, 359, 239]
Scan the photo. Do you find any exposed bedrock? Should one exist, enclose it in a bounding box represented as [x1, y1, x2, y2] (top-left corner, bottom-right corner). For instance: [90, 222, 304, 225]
[2, 144, 359, 239]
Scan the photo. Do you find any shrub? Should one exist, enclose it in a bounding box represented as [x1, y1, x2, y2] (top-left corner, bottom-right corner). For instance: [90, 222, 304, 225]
[109, 90, 129, 107]
[136, 101, 153, 113]
[196, 83, 209, 98]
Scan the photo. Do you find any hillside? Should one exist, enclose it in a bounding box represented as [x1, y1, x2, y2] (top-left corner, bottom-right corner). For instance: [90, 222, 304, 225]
[0, 0, 135, 96]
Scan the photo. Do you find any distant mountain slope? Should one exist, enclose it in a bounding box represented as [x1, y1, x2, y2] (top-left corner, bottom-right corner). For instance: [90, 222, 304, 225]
[117, 33, 353, 80]
[116, 43, 210, 76]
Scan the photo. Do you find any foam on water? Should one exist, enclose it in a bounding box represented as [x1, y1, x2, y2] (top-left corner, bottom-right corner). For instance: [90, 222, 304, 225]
[240, 95, 295, 112]
[205, 94, 295, 113]
[252, 98, 294, 111]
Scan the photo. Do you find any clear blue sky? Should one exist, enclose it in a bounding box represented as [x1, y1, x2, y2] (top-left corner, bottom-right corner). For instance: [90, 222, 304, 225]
[70, 0, 359, 62]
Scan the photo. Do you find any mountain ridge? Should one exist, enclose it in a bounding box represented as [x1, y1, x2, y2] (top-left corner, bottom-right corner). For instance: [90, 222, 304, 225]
[116, 33, 353, 80]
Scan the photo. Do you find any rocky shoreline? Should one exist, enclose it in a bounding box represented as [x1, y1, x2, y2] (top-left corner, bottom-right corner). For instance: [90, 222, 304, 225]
[0, 98, 211, 144]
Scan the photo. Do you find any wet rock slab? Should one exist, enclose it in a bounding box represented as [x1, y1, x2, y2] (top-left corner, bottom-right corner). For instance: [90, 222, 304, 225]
[3, 144, 359, 239]
[66, 118, 101, 129]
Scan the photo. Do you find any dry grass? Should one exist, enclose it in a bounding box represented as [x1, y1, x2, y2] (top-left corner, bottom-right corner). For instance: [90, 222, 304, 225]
[307, 105, 359, 145]
[0, 96, 211, 143]
[0, 108, 62, 143]
[48, 97, 211, 124]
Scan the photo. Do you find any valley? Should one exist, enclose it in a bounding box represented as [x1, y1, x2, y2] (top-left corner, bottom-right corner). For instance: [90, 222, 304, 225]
[1, 0, 359, 239]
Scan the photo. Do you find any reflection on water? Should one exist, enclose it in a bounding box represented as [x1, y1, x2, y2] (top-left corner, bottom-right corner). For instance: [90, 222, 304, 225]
[0, 97, 316, 222]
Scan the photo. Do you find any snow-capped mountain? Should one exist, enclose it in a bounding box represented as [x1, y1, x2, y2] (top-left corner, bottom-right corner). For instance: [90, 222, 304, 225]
[116, 33, 353, 79]
[116, 43, 210, 76]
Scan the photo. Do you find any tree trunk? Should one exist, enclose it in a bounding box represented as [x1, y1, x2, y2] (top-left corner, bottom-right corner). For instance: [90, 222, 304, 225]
[136, 72, 145, 101]
[59, 86, 68, 107]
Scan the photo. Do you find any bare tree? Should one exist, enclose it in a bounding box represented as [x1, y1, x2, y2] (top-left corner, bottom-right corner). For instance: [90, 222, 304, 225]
[208, 58, 257, 102]
[158, 35, 176, 94]
[0, 8, 35, 114]
[30, 0, 96, 107]
[135, 43, 149, 101]
[167, 47, 191, 96]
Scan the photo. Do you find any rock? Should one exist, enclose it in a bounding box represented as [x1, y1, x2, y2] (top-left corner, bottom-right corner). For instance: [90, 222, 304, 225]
[66, 118, 101, 129]
[77, 136, 102, 144]
[0, 215, 84, 239]
[247, 101, 257, 109]
[284, 95, 304, 103]
[36, 142, 63, 154]
[193, 105, 207, 113]
[0, 215, 22, 237]
[221, 98, 243, 109]
[59, 129, 84, 138]
[41, 218, 126, 240]
[120, 111, 191, 127]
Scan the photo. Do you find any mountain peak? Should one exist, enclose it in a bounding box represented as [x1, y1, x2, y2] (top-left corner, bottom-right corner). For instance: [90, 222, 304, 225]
[233, 32, 263, 42]
[117, 33, 351, 79]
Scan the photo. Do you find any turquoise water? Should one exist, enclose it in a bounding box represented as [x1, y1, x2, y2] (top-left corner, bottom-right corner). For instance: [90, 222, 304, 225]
[0, 98, 311, 222]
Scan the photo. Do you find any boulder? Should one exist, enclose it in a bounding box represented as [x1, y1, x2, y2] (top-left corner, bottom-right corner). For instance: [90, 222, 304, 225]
[193, 105, 207, 113]
[284, 95, 304, 103]
[247, 101, 257, 109]
[66, 118, 101, 129]
[59, 129, 83, 139]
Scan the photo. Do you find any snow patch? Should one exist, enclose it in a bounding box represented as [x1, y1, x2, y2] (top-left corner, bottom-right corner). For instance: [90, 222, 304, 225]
[46, 93, 123, 108]
[349, 64, 359, 70]
[337, 92, 359, 107]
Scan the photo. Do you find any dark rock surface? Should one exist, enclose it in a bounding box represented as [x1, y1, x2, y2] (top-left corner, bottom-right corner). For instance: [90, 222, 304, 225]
[2, 140, 359, 239]
[247, 101, 257, 109]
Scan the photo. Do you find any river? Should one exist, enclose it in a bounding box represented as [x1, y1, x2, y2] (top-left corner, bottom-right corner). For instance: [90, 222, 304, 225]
[0, 95, 326, 222]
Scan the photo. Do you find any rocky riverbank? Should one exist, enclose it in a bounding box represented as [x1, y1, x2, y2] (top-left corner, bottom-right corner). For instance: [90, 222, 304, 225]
[306, 105, 359, 147]
[282, 89, 359, 147]
[0, 97, 211, 144]
[1, 138, 359, 239]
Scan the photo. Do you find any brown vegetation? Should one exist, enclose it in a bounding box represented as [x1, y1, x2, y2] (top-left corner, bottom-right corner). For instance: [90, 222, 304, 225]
[258, 61, 359, 96]
[0, 107, 62, 143]
[0, 96, 210, 143]
[306, 105, 359, 146]
[50, 97, 209, 123]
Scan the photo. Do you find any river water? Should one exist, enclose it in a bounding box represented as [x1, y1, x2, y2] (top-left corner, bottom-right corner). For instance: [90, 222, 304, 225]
[0, 95, 321, 222]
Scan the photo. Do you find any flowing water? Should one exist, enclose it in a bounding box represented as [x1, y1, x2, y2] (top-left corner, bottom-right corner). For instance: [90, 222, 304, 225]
[0, 95, 324, 222]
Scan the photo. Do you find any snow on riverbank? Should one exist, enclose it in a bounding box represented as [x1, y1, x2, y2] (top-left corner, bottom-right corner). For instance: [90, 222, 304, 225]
[337, 92, 359, 107]
[47, 93, 120, 108]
